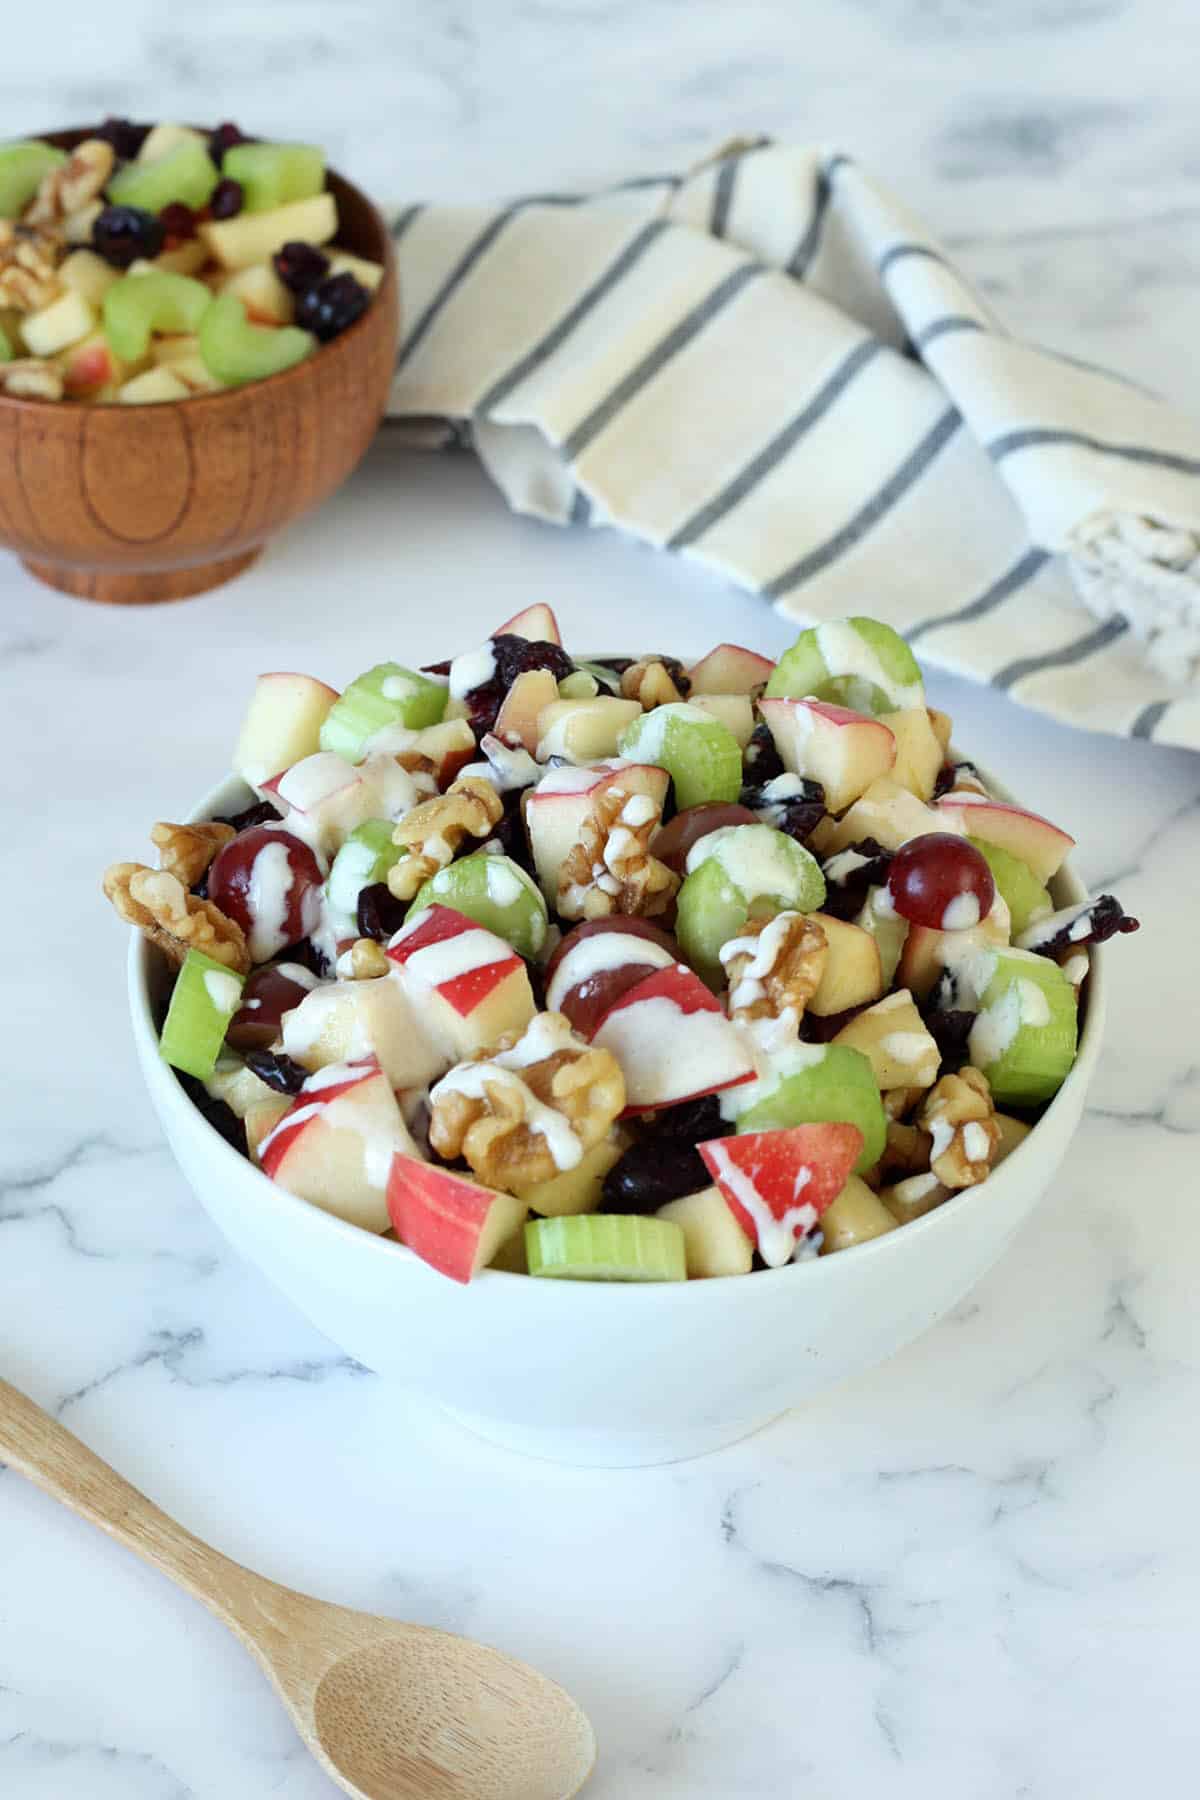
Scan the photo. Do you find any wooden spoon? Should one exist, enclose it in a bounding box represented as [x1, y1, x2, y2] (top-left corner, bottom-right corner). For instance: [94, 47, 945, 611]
[0, 1379, 595, 1799]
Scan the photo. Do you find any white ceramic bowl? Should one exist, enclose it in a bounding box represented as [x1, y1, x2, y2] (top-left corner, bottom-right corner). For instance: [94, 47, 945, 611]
[129, 769, 1103, 1467]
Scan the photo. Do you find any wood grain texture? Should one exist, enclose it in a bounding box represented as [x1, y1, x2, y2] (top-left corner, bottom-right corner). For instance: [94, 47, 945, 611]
[0, 1377, 595, 1800]
[0, 130, 400, 605]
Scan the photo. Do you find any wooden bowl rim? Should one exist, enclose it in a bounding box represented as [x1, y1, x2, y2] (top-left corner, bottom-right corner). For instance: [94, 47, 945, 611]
[0, 128, 397, 415]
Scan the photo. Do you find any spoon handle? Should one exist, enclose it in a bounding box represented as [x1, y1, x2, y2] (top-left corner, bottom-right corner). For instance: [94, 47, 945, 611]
[0, 1377, 259, 1632]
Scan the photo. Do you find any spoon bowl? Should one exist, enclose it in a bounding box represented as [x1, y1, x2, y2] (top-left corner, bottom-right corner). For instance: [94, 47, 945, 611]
[0, 1377, 595, 1800]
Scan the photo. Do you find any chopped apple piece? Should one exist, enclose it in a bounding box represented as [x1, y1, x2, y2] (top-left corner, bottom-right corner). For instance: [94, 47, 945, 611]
[200, 192, 338, 270]
[281, 975, 448, 1089]
[219, 260, 296, 325]
[657, 1185, 754, 1277]
[821, 1175, 901, 1250]
[59, 249, 119, 307]
[758, 697, 897, 814]
[936, 796, 1074, 885]
[519, 1136, 625, 1218]
[388, 1154, 527, 1284]
[492, 602, 562, 645]
[807, 913, 885, 1015]
[259, 1059, 414, 1233]
[821, 778, 953, 855]
[591, 963, 755, 1112]
[688, 693, 755, 747]
[686, 643, 775, 695]
[879, 707, 943, 802]
[21, 290, 94, 358]
[535, 696, 642, 763]
[117, 366, 190, 404]
[698, 1123, 862, 1267]
[832, 990, 940, 1089]
[328, 250, 385, 291]
[233, 670, 340, 790]
[386, 904, 536, 1059]
[494, 668, 559, 753]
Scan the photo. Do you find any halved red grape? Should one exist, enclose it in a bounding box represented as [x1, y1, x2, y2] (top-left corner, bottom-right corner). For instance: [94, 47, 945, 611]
[208, 826, 324, 963]
[227, 964, 316, 1051]
[542, 916, 674, 985]
[887, 833, 996, 931]
[651, 803, 758, 875]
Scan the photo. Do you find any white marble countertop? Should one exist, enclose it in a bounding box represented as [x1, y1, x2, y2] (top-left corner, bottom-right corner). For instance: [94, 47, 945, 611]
[3, 5, 1200, 1796]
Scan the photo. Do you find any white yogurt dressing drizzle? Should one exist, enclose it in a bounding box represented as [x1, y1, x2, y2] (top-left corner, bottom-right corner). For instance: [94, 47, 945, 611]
[1015, 900, 1092, 951]
[448, 643, 497, 701]
[401, 928, 513, 989]
[814, 621, 924, 710]
[719, 912, 797, 1013]
[260, 1060, 409, 1189]
[941, 891, 981, 931]
[967, 974, 1052, 1067]
[247, 836, 299, 963]
[459, 734, 542, 793]
[545, 930, 674, 1011]
[703, 1139, 818, 1268]
[880, 1030, 935, 1064]
[203, 969, 243, 1014]
[431, 1019, 583, 1171]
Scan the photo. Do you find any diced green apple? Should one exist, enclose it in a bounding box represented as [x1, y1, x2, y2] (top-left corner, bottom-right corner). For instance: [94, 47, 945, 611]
[618, 703, 742, 810]
[319, 662, 448, 762]
[222, 142, 325, 213]
[103, 270, 212, 362]
[967, 947, 1078, 1106]
[159, 948, 246, 1080]
[525, 1213, 687, 1282]
[108, 138, 220, 212]
[326, 819, 406, 933]
[197, 292, 315, 386]
[408, 852, 549, 959]
[0, 140, 66, 218]
[765, 616, 925, 715]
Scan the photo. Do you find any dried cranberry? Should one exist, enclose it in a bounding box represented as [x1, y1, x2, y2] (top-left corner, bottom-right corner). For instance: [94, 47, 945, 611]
[422, 657, 453, 677]
[602, 1139, 710, 1213]
[287, 938, 332, 979]
[461, 634, 576, 740]
[209, 178, 244, 220]
[819, 837, 893, 921]
[933, 760, 985, 799]
[740, 775, 826, 846]
[356, 881, 409, 943]
[742, 721, 785, 784]
[489, 791, 534, 870]
[95, 117, 151, 160]
[243, 1050, 309, 1095]
[273, 240, 330, 294]
[647, 1094, 725, 1141]
[921, 1004, 976, 1073]
[177, 1072, 247, 1155]
[209, 122, 253, 161]
[1023, 894, 1140, 957]
[158, 201, 196, 241]
[92, 205, 165, 268]
[215, 799, 283, 833]
[296, 272, 370, 342]
[801, 1003, 872, 1043]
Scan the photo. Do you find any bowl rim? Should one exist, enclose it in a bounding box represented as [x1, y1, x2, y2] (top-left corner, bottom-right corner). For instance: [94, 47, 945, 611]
[0, 136, 397, 415]
[128, 755, 1105, 1301]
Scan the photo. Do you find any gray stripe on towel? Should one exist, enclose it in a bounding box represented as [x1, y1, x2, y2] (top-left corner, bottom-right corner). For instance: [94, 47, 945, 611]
[667, 339, 882, 551]
[764, 406, 962, 599]
[988, 427, 1200, 477]
[904, 547, 1051, 644]
[992, 616, 1129, 690]
[1131, 699, 1171, 740]
[914, 314, 986, 350]
[787, 154, 851, 278]
[477, 219, 668, 416]
[878, 241, 952, 277]
[389, 203, 424, 244]
[561, 262, 764, 461]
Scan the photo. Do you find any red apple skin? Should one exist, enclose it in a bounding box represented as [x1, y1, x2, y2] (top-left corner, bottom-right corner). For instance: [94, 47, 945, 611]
[208, 826, 324, 953]
[387, 1153, 512, 1284]
[491, 602, 562, 646]
[544, 916, 679, 987]
[592, 963, 756, 1114]
[652, 804, 759, 875]
[698, 1123, 863, 1245]
[386, 903, 521, 1017]
[258, 1060, 378, 1180]
[227, 964, 316, 1051]
[558, 964, 665, 1040]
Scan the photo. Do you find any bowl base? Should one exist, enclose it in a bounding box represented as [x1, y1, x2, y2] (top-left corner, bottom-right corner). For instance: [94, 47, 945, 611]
[438, 1403, 787, 1468]
[22, 545, 263, 605]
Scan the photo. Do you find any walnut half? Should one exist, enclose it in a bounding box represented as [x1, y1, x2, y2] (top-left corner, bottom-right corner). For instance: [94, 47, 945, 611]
[556, 782, 677, 922]
[150, 820, 235, 888]
[919, 1066, 1000, 1188]
[720, 910, 827, 1044]
[103, 863, 250, 974]
[24, 138, 115, 227]
[429, 1012, 625, 1194]
[387, 775, 503, 901]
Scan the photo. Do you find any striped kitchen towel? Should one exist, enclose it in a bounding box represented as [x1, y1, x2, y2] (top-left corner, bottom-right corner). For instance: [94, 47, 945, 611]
[386, 141, 1200, 751]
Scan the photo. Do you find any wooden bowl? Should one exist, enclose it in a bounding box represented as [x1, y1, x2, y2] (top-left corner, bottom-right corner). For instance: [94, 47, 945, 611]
[0, 129, 399, 604]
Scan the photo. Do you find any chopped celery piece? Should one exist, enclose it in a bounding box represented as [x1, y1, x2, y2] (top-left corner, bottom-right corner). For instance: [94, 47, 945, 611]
[326, 820, 406, 926]
[0, 141, 66, 218]
[968, 837, 1052, 939]
[108, 139, 220, 213]
[160, 949, 246, 1080]
[526, 1214, 687, 1282]
[103, 271, 212, 362]
[968, 949, 1077, 1106]
[198, 292, 315, 386]
[319, 662, 448, 761]
[222, 142, 325, 213]
[765, 617, 924, 716]
[729, 1043, 886, 1175]
[618, 703, 742, 809]
[408, 852, 548, 959]
[676, 824, 826, 985]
